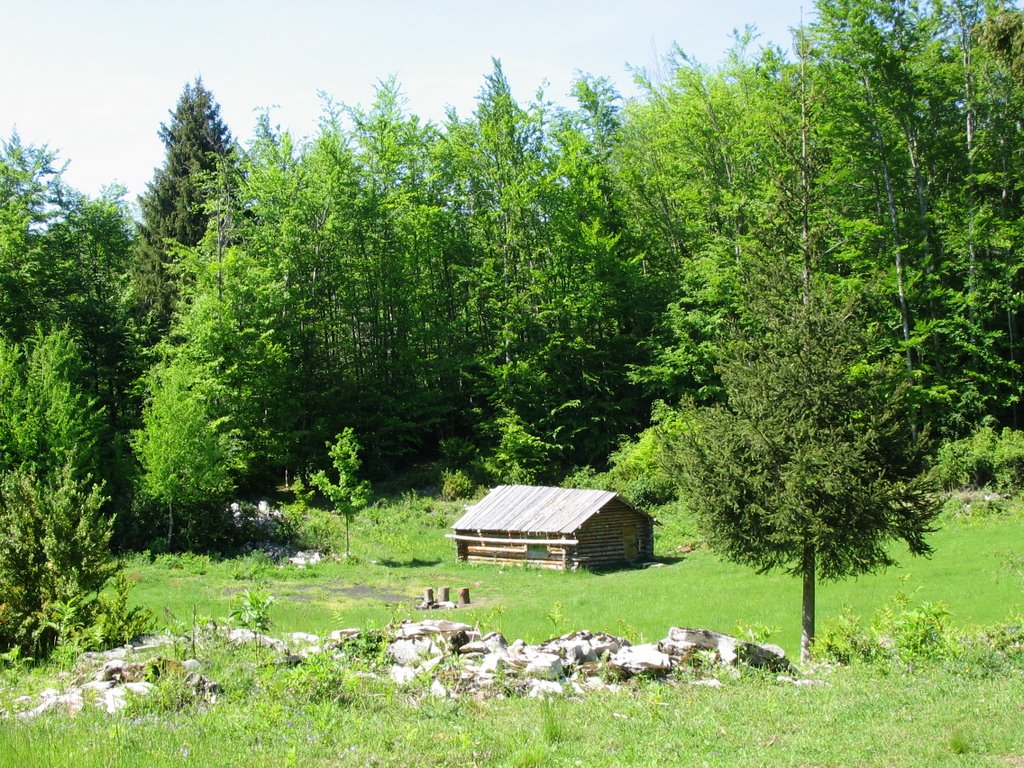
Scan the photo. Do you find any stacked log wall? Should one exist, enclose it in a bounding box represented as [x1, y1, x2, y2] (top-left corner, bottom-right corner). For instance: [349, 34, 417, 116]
[454, 531, 568, 569]
[571, 501, 655, 570]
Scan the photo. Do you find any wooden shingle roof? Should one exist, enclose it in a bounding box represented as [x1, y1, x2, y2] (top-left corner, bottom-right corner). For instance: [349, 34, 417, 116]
[452, 485, 632, 535]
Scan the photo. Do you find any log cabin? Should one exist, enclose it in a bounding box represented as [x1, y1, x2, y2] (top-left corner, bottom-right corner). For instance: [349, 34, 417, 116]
[448, 485, 656, 570]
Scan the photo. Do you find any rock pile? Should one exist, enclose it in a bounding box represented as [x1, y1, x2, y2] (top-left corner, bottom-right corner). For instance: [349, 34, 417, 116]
[2, 621, 809, 720]
[379, 619, 796, 699]
[7, 635, 220, 721]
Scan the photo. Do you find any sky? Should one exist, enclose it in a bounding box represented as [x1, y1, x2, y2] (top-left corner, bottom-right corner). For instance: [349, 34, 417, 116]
[4, 1, 813, 201]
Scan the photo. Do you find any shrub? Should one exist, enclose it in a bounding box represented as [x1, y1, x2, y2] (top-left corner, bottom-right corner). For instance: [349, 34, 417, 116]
[0, 461, 117, 656]
[483, 413, 556, 485]
[0, 464, 150, 659]
[281, 505, 345, 554]
[440, 469, 476, 501]
[815, 592, 958, 665]
[91, 573, 156, 649]
[932, 424, 1024, 494]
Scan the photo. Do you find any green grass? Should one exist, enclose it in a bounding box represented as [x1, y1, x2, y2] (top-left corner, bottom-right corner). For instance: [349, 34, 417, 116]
[123, 504, 1024, 657]
[1, 663, 1022, 767]
[2, 499, 1022, 767]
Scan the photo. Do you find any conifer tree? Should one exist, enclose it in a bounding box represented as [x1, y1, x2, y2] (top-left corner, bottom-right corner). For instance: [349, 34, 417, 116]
[133, 78, 233, 338]
[662, 258, 939, 662]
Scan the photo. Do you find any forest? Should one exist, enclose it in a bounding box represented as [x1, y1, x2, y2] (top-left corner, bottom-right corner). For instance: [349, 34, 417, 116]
[3, 0, 1024, 561]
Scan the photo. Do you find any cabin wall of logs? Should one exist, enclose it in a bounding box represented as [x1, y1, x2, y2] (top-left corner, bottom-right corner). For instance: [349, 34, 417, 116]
[573, 499, 654, 568]
[451, 499, 655, 571]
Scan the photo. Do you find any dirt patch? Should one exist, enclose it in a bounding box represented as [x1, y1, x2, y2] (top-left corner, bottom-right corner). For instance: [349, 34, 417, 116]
[284, 582, 411, 604]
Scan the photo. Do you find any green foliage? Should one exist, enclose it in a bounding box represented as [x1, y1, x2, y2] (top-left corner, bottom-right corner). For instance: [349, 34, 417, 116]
[597, 403, 688, 508]
[311, 428, 370, 557]
[133, 78, 234, 336]
[933, 424, 1024, 493]
[0, 329, 104, 483]
[439, 469, 477, 501]
[663, 257, 940, 658]
[132, 359, 237, 550]
[0, 461, 116, 655]
[816, 592, 959, 666]
[483, 412, 556, 485]
[229, 585, 275, 635]
[280, 504, 345, 554]
[92, 572, 156, 649]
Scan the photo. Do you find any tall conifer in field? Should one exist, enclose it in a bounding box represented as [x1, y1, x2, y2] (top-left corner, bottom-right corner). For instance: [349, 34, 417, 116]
[662, 257, 939, 662]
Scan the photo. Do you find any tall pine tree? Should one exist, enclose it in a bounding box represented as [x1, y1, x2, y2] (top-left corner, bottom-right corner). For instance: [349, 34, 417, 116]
[133, 78, 233, 340]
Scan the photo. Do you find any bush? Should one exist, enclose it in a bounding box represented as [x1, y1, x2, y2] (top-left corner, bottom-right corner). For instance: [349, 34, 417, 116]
[483, 413, 556, 485]
[280, 505, 345, 553]
[440, 469, 476, 501]
[592, 403, 689, 508]
[815, 592, 958, 665]
[91, 573, 156, 649]
[932, 425, 1024, 494]
[0, 461, 149, 657]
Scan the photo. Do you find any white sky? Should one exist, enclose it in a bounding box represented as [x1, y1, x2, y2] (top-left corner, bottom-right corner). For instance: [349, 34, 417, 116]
[4, 1, 812, 200]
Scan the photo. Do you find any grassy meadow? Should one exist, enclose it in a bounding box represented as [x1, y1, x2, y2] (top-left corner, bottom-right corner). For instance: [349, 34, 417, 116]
[123, 496, 1024, 656]
[2, 494, 1023, 767]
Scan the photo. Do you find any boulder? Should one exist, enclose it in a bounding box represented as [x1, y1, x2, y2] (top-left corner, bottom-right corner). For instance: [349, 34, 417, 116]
[588, 632, 629, 659]
[524, 652, 564, 681]
[94, 659, 147, 683]
[608, 644, 672, 677]
[387, 636, 443, 665]
[329, 628, 362, 642]
[540, 631, 600, 664]
[660, 627, 792, 672]
[389, 665, 417, 685]
[227, 628, 288, 653]
[481, 631, 508, 652]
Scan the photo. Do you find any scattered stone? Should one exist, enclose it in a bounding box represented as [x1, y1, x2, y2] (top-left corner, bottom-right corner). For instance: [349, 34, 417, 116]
[288, 551, 322, 568]
[127, 634, 174, 652]
[6, 621, 807, 721]
[608, 644, 672, 676]
[390, 665, 418, 685]
[94, 659, 148, 683]
[528, 679, 565, 698]
[541, 631, 601, 664]
[660, 627, 793, 672]
[481, 631, 508, 651]
[227, 628, 288, 653]
[525, 652, 564, 681]
[329, 628, 362, 642]
[81, 680, 115, 693]
[388, 636, 443, 665]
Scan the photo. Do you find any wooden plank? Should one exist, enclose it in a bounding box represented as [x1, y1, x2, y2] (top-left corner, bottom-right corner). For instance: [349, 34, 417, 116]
[447, 534, 579, 546]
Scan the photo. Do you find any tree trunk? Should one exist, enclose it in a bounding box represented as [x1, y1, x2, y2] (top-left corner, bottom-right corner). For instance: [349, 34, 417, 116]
[801, 543, 815, 663]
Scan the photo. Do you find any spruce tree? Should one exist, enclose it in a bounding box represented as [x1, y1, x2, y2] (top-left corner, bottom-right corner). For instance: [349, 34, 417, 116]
[133, 78, 233, 338]
[662, 259, 939, 662]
